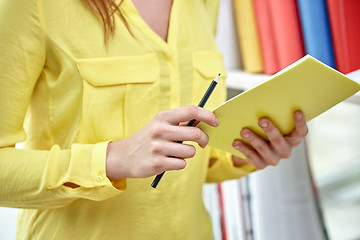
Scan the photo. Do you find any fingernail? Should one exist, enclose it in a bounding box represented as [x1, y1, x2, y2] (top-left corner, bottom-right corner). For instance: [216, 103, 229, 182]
[242, 132, 250, 139]
[259, 121, 268, 128]
[296, 112, 303, 121]
[215, 118, 220, 127]
[233, 142, 242, 150]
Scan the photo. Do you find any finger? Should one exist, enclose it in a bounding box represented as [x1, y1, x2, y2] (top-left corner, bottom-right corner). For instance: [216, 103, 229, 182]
[153, 124, 210, 146]
[151, 156, 187, 174]
[171, 126, 209, 148]
[231, 154, 249, 167]
[162, 157, 187, 171]
[153, 141, 196, 159]
[240, 129, 280, 166]
[258, 118, 292, 159]
[233, 140, 267, 169]
[157, 106, 219, 127]
[285, 111, 308, 146]
[150, 124, 209, 148]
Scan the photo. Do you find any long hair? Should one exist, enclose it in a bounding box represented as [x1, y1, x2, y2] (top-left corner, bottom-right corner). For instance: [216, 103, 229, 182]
[85, 0, 122, 41]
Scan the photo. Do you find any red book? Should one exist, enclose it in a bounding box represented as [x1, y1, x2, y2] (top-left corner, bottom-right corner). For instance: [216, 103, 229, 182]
[253, 0, 305, 73]
[253, 0, 280, 74]
[217, 184, 227, 240]
[327, 0, 360, 74]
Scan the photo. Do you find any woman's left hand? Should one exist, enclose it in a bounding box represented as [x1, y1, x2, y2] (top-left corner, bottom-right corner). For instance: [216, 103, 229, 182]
[231, 111, 308, 169]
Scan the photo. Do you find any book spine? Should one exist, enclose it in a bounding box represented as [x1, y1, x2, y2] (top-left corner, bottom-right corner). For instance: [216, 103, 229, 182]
[297, 0, 336, 68]
[215, 0, 243, 70]
[223, 179, 246, 240]
[217, 183, 228, 240]
[327, 0, 360, 74]
[203, 184, 222, 240]
[233, 0, 263, 73]
[268, 0, 305, 70]
[253, 0, 280, 74]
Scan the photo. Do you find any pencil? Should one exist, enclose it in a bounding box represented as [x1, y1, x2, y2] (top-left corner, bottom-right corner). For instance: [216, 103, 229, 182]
[151, 73, 221, 188]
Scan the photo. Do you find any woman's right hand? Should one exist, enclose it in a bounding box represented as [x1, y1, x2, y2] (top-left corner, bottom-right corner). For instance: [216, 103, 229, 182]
[105, 105, 219, 181]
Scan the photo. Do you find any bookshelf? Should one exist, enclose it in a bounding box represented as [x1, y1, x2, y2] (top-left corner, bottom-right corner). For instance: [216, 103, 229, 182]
[226, 70, 269, 91]
[214, 0, 326, 235]
[212, 1, 360, 240]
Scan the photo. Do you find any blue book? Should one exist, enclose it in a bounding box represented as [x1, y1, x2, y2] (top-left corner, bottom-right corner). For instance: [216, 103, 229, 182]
[297, 0, 335, 68]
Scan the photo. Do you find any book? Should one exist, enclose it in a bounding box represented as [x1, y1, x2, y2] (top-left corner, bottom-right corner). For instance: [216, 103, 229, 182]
[253, 0, 305, 73]
[327, 0, 360, 74]
[202, 183, 222, 240]
[221, 179, 247, 240]
[198, 55, 360, 158]
[217, 184, 228, 240]
[233, 0, 263, 73]
[250, 142, 327, 240]
[215, 0, 242, 70]
[239, 177, 254, 240]
[296, 0, 336, 69]
[253, 0, 280, 75]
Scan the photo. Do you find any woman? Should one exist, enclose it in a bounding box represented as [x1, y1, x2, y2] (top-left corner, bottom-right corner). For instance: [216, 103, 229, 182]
[0, 0, 308, 239]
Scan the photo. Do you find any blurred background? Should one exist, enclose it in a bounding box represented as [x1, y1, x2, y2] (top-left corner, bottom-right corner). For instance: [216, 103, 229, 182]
[1, 0, 359, 239]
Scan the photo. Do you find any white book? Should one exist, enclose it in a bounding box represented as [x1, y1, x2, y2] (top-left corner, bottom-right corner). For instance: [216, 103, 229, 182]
[215, 0, 242, 70]
[250, 142, 326, 240]
[203, 183, 222, 240]
[222, 179, 246, 240]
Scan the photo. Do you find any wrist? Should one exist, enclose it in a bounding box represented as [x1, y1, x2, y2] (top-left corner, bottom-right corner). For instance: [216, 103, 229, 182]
[106, 141, 122, 181]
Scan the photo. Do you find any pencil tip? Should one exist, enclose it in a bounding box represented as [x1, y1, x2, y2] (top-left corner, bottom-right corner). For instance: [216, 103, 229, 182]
[214, 74, 221, 83]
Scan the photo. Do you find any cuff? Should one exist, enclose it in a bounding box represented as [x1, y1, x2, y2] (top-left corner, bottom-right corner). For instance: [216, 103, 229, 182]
[63, 141, 126, 201]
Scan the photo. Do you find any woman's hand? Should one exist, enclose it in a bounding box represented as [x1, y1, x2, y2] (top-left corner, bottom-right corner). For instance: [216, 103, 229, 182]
[106, 106, 219, 181]
[231, 111, 308, 169]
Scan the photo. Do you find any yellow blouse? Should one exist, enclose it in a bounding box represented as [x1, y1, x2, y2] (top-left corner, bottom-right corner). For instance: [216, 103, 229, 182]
[0, 0, 255, 239]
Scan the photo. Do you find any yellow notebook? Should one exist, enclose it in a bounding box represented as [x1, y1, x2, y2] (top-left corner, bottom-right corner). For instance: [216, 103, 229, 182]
[233, 0, 263, 73]
[198, 55, 360, 158]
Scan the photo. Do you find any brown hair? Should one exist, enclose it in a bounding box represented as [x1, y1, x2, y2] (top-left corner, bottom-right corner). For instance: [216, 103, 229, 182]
[85, 0, 122, 41]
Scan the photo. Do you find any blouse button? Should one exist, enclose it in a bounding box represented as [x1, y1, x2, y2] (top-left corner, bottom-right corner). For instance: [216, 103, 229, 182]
[96, 175, 104, 183]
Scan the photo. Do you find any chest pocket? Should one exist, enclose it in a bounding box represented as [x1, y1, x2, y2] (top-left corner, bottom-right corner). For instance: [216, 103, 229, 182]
[192, 51, 227, 111]
[76, 53, 160, 143]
